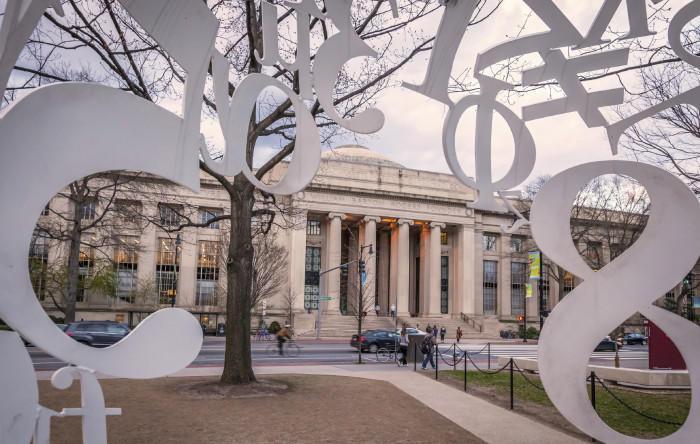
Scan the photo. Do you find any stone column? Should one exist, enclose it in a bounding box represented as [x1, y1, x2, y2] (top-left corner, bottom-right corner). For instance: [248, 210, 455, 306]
[454, 223, 476, 315]
[419, 225, 429, 315]
[288, 210, 308, 313]
[428, 222, 445, 316]
[390, 219, 413, 317]
[378, 230, 390, 314]
[324, 212, 345, 312]
[361, 216, 380, 312]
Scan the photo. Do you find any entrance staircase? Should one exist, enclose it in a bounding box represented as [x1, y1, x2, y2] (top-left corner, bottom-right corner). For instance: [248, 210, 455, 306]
[296, 313, 492, 339]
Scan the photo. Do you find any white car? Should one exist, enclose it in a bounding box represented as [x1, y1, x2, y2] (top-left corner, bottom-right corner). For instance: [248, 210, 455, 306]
[396, 328, 426, 336]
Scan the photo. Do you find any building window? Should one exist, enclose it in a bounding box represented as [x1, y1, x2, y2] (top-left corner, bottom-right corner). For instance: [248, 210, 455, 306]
[511, 262, 527, 316]
[160, 205, 181, 227]
[307, 220, 321, 236]
[200, 209, 221, 229]
[196, 241, 220, 306]
[29, 230, 50, 300]
[510, 238, 522, 253]
[441, 256, 449, 314]
[440, 232, 448, 245]
[115, 236, 139, 303]
[610, 243, 622, 260]
[156, 237, 180, 305]
[483, 260, 497, 315]
[586, 241, 601, 261]
[563, 271, 574, 296]
[117, 201, 141, 224]
[81, 201, 96, 221]
[304, 247, 321, 310]
[665, 291, 675, 301]
[77, 236, 95, 303]
[483, 235, 497, 251]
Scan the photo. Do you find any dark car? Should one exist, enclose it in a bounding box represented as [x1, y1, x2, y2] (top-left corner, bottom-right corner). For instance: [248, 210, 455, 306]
[620, 333, 647, 345]
[594, 338, 622, 352]
[64, 321, 130, 347]
[350, 330, 400, 353]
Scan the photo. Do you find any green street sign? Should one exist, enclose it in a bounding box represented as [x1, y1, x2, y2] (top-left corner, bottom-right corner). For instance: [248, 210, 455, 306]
[321, 297, 332, 300]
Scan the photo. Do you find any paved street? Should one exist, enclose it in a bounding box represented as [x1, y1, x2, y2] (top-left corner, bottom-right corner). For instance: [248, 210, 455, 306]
[27, 339, 650, 371]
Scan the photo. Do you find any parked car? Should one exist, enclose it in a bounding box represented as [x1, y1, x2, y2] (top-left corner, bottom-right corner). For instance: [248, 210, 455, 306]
[594, 338, 622, 352]
[64, 321, 130, 347]
[350, 330, 400, 353]
[619, 333, 647, 345]
[396, 328, 426, 336]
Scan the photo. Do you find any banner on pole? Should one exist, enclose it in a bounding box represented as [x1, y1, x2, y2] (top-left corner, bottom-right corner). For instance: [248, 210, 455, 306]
[529, 252, 540, 279]
[526, 284, 532, 298]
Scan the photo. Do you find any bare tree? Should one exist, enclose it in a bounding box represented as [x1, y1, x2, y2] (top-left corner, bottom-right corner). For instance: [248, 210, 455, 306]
[7, 0, 506, 385]
[280, 285, 300, 328]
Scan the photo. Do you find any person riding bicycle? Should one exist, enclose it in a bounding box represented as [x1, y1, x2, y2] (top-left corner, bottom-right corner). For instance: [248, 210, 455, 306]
[277, 324, 292, 356]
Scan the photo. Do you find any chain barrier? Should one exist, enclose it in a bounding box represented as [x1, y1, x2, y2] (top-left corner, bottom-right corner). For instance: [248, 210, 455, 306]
[464, 351, 510, 374]
[435, 344, 467, 367]
[592, 374, 684, 426]
[511, 361, 546, 391]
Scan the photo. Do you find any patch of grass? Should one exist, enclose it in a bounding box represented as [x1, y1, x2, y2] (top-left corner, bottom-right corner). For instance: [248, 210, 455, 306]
[443, 370, 690, 439]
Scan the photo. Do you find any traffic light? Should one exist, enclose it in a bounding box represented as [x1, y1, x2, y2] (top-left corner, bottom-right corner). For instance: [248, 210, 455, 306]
[358, 260, 365, 273]
[339, 263, 348, 276]
[518, 315, 524, 322]
[684, 272, 693, 286]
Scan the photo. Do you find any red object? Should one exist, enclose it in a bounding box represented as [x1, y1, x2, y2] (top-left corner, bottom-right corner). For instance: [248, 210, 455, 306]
[644, 319, 686, 370]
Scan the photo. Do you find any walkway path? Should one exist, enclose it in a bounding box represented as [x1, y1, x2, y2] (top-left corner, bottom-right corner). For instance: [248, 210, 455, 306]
[164, 364, 588, 444]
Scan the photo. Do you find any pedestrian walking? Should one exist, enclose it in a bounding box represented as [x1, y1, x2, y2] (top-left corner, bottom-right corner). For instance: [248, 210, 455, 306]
[440, 326, 446, 342]
[456, 326, 462, 343]
[390, 303, 396, 319]
[416, 323, 420, 330]
[375, 304, 380, 316]
[398, 326, 409, 367]
[421, 327, 437, 370]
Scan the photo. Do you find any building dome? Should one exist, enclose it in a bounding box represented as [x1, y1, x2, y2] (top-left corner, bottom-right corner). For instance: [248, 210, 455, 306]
[321, 145, 404, 168]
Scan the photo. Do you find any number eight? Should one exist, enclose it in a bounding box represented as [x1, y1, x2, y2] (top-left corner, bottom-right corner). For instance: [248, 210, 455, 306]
[531, 160, 700, 443]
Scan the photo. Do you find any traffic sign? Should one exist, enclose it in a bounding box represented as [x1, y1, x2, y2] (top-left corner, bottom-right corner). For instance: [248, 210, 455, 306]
[321, 297, 332, 300]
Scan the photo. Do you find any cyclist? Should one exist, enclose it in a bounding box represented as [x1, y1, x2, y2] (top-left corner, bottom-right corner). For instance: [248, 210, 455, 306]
[277, 324, 292, 356]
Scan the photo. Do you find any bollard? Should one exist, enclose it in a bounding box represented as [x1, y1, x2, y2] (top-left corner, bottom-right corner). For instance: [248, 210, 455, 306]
[453, 346, 456, 368]
[435, 344, 439, 380]
[488, 343, 491, 369]
[590, 371, 596, 443]
[464, 352, 467, 391]
[510, 358, 514, 410]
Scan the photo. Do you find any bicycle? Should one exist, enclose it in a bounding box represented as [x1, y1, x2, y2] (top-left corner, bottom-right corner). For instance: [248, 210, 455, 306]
[376, 343, 405, 366]
[267, 340, 300, 357]
[257, 330, 276, 341]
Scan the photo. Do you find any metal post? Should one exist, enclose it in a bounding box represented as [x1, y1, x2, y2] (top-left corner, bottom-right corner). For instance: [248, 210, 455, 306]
[539, 251, 544, 331]
[170, 234, 180, 308]
[316, 271, 323, 340]
[464, 351, 467, 391]
[488, 343, 491, 369]
[523, 288, 527, 343]
[510, 358, 514, 410]
[591, 371, 597, 443]
[435, 344, 438, 380]
[453, 346, 456, 368]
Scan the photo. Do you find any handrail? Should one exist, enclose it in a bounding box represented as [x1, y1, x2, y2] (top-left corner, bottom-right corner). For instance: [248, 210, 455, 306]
[460, 313, 482, 333]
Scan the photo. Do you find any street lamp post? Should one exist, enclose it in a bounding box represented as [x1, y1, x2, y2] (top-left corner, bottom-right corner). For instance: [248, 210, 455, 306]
[170, 234, 180, 308]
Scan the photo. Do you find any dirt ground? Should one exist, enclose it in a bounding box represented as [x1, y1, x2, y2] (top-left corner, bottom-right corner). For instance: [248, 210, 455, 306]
[38, 375, 486, 444]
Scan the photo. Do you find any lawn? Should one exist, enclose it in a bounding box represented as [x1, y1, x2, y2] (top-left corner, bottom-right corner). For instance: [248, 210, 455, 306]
[441, 369, 690, 439]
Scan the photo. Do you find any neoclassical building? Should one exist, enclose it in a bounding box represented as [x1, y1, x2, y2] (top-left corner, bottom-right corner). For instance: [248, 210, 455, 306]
[33, 145, 688, 336]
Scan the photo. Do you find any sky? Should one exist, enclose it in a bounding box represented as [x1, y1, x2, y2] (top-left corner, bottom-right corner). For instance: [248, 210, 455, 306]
[325, 0, 684, 187]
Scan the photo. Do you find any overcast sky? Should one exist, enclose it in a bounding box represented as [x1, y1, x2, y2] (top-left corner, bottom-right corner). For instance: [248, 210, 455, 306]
[329, 0, 684, 186]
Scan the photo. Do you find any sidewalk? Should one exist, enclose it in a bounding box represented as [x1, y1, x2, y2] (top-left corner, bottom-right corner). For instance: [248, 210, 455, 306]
[162, 364, 585, 444]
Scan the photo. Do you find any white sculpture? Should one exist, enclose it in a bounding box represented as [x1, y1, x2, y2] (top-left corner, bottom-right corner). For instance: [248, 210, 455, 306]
[2, 0, 700, 443]
[0, 0, 395, 441]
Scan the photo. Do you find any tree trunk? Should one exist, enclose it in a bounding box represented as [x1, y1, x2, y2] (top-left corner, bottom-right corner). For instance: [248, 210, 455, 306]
[65, 211, 82, 323]
[220, 174, 256, 384]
